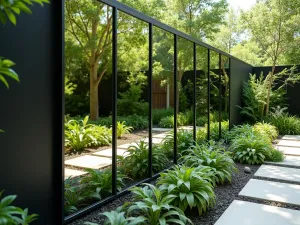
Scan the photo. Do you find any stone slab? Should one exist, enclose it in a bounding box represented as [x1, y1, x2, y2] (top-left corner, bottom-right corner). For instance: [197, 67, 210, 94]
[153, 133, 169, 138]
[239, 179, 300, 206]
[254, 165, 300, 183]
[92, 148, 129, 157]
[65, 155, 112, 169]
[117, 142, 140, 149]
[142, 138, 164, 144]
[282, 135, 300, 141]
[65, 168, 87, 179]
[275, 146, 300, 156]
[214, 200, 300, 225]
[277, 140, 300, 148]
[152, 128, 172, 132]
[265, 155, 300, 167]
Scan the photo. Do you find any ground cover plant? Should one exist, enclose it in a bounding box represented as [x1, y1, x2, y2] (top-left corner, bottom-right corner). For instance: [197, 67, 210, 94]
[181, 141, 237, 185]
[157, 165, 216, 215]
[118, 141, 169, 179]
[117, 121, 133, 138]
[128, 184, 192, 225]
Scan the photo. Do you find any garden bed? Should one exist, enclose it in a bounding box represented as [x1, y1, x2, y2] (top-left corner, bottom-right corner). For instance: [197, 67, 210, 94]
[68, 163, 260, 225]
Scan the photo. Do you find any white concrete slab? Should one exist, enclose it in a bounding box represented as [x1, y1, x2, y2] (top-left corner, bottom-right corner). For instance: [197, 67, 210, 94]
[141, 138, 164, 144]
[275, 146, 300, 156]
[277, 140, 300, 148]
[282, 135, 300, 141]
[152, 133, 169, 138]
[239, 179, 300, 206]
[64, 168, 87, 179]
[117, 142, 140, 149]
[65, 155, 112, 169]
[214, 200, 300, 225]
[92, 148, 129, 157]
[254, 165, 300, 183]
[152, 128, 172, 132]
[266, 155, 300, 167]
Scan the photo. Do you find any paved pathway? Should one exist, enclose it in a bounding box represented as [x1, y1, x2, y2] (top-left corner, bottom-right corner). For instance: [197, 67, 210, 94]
[64, 127, 177, 179]
[215, 135, 300, 225]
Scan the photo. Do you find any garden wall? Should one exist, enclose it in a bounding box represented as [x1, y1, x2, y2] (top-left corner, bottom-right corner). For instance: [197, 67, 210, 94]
[230, 58, 253, 127]
[253, 65, 300, 116]
[0, 2, 63, 225]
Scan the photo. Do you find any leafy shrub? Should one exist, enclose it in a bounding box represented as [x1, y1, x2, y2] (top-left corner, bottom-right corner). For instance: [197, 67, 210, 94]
[210, 121, 229, 141]
[81, 169, 126, 198]
[0, 191, 38, 225]
[253, 122, 278, 142]
[266, 113, 300, 135]
[158, 111, 193, 128]
[196, 116, 207, 126]
[196, 127, 207, 143]
[118, 141, 168, 179]
[162, 129, 194, 156]
[65, 116, 111, 152]
[117, 121, 133, 138]
[158, 115, 174, 128]
[157, 165, 215, 215]
[84, 208, 146, 225]
[224, 124, 254, 143]
[128, 184, 192, 225]
[64, 177, 100, 214]
[117, 85, 148, 116]
[152, 108, 174, 125]
[230, 134, 274, 164]
[266, 149, 285, 162]
[181, 142, 237, 185]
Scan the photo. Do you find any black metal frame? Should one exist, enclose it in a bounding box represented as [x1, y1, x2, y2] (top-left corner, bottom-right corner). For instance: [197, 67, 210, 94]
[63, 0, 250, 223]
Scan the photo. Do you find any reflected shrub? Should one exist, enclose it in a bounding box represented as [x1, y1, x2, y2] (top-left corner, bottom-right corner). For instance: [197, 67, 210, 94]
[118, 141, 168, 179]
[152, 108, 174, 125]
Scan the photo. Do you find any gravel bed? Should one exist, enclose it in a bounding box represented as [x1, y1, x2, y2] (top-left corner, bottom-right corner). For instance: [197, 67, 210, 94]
[68, 163, 260, 225]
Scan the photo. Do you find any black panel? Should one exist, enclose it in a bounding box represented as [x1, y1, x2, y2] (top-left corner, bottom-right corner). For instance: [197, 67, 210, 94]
[229, 59, 253, 127]
[0, 2, 63, 225]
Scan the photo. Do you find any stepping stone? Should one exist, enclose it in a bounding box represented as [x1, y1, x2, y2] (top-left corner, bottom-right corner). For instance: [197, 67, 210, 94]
[239, 179, 300, 206]
[153, 133, 169, 138]
[152, 128, 172, 132]
[275, 146, 300, 156]
[277, 140, 300, 148]
[92, 148, 129, 158]
[178, 126, 193, 130]
[254, 165, 300, 183]
[142, 138, 164, 144]
[118, 142, 140, 149]
[265, 155, 300, 167]
[65, 155, 112, 169]
[282, 135, 300, 141]
[65, 168, 87, 179]
[214, 200, 300, 225]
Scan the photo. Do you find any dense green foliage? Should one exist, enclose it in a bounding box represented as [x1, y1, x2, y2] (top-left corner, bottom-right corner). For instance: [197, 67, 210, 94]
[266, 113, 300, 135]
[0, 191, 38, 225]
[118, 141, 169, 179]
[128, 184, 192, 225]
[117, 121, 133, 139]
[181, 142, 237, 185]
[152, 108, 174, 125]
[266, 149, 285, 162]
[157, 165, 215, 215]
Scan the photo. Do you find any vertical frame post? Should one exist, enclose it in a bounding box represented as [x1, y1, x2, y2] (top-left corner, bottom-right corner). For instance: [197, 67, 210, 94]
[219, 53, 222, 139]
[207, 49, 210, 140]
[112, 6, 118, 195]
[193, 43, 197, 142]
[174, 34, 178, 164]
[229, 57, 232, 130]
[148, 23, 153, 178]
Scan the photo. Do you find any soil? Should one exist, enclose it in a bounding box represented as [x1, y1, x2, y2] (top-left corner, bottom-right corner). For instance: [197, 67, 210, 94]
[68, 163, 261, 225]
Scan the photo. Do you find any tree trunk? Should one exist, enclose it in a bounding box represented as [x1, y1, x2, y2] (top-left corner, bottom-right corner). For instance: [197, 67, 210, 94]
[265, 65, 276, 116]
[90, 66, 99, 120]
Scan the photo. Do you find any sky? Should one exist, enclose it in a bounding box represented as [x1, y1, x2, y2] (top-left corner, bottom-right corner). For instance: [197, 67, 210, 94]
[228, 0, 257, 11]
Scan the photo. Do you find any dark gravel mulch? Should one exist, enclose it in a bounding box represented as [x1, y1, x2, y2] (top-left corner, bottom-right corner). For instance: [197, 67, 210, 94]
[68, 163, 260, 225]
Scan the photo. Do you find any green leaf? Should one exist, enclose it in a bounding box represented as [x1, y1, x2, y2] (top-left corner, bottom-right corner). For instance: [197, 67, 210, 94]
[5, 9, 17, 25]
